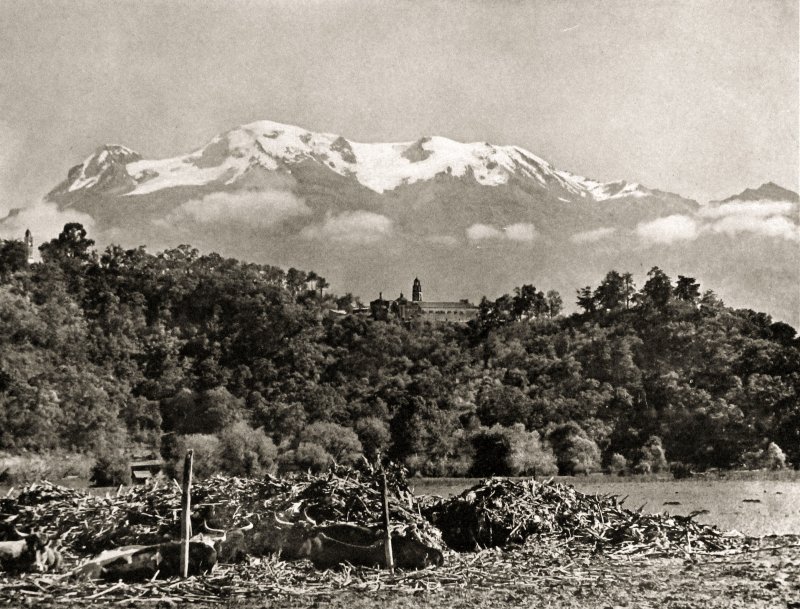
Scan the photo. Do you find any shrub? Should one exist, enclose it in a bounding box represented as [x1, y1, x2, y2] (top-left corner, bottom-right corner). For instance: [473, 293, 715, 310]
[354, 417, 391, 463]
[507, 424, 558, 476]
[166, 434, 222, 480]
[670, 461, 693, 479]
[765, 442, 787, 470]
[566, 436, 602, 475]
[547, 422, 601, 475]
[470, 425, 514, 476]
[406, 448, 473, 477]
[743, 442, 788, 470]
[609, 453, 628, 476]
[279, 442, 332, 473]
[218, 421, 277, 477]
[403, 453, 428, 476]
[469, 424, 557, 477]
[299, 422, 363, 465]
[58, 452, 96, 480]
[632, 461, 652, 475]
[90, 449, 131, 487]
[637, 435, 668, 473]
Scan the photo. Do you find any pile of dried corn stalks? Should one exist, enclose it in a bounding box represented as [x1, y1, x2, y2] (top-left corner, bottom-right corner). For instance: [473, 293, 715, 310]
[425, 477, 745, 556]
[0, 470, 753, 605]
[0, 462, 440, 559]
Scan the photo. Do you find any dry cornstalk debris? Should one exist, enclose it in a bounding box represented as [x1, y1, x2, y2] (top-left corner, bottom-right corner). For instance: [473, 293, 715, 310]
[0, 466, 758, 604]
[424, 477, 746, 555]
[0, 463, 442, 559]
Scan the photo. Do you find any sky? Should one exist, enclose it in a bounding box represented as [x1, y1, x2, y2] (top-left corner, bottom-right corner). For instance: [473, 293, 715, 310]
[0, 0, 798, 217]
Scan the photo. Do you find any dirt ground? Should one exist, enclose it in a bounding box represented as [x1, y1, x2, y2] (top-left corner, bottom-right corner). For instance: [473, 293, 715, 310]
[216, 544, 800, 609]
[4, 538, 798, 609]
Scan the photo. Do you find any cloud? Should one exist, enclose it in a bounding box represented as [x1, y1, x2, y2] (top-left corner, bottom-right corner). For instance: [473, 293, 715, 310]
[709, 214, 799, 241]
[634, 198, 800, 244]
[163, 190, 310, 228]
[0, 201, 95, 246]
[698, 200, 796, 219]
[301, 210, 392, 244]
[467, 222, 538, 242]
[466, 223, 503, 241]
[697, 199, 799, 242]
[503, 223, 538, 242]
[570, 227, 616, 243]
[635, 214, 699, 244]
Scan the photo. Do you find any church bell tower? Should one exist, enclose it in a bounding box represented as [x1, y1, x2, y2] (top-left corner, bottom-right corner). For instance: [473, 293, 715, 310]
[412, 277, 422, 302]
[24, 229, 33, 264]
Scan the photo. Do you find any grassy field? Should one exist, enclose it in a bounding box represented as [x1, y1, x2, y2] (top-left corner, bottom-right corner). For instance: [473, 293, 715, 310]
[412, 474, 800, 537]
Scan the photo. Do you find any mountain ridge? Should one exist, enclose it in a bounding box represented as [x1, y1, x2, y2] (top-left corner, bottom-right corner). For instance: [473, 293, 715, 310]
[716, 181, 800, 204]
[9, 118, 799, 327]
[47, 119, 664, 204]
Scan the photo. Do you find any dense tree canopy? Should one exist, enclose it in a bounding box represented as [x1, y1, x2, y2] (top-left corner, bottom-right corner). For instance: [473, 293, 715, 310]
[0, 224, 797, 476]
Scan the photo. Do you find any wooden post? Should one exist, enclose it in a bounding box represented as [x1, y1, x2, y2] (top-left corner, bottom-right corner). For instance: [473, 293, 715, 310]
[180, 449, 194, 578]
[380, 467, 394, 573]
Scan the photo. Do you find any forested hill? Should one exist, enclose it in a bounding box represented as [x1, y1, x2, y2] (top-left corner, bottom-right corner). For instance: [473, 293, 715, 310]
[0, 223, 798, 478]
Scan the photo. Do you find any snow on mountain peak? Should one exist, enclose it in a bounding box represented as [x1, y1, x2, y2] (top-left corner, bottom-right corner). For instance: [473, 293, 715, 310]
[56, 119, 654, 201]
[66, 145, 141, 192]
[587, 180, 650, 201]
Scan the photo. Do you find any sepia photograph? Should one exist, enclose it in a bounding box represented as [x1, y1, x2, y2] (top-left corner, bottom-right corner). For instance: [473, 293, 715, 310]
[0, 0, 798, 606]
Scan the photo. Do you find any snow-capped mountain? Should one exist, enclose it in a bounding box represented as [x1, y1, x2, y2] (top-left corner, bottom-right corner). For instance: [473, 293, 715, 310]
[63, 145, 141, 193]
[49, 120, 655, 202]
[26, 119, 800, 326]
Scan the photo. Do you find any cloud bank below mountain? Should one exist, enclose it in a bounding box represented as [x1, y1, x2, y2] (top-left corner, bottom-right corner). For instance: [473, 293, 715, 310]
[161, 190, 311, 229]
[467, 223, 538, 243]
[301, 211, 393, 245]
[636, 197, 799, 245]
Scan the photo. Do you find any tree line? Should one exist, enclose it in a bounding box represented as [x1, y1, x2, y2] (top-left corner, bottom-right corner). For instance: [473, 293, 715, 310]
[0, 223, 797, 480]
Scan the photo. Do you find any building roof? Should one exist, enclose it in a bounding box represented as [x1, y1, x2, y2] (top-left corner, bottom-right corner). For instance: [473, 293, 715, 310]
[418, 301, 477, 309]
[130, 459, 164, 468]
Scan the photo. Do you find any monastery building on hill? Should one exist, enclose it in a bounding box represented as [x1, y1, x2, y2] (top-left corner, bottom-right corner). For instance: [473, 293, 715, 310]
[370, 278, 479, 323]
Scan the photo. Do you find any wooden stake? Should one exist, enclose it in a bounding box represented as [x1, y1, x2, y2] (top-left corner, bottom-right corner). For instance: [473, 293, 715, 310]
[380, 468, 394, 573]
[180, 449, 194, 578]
